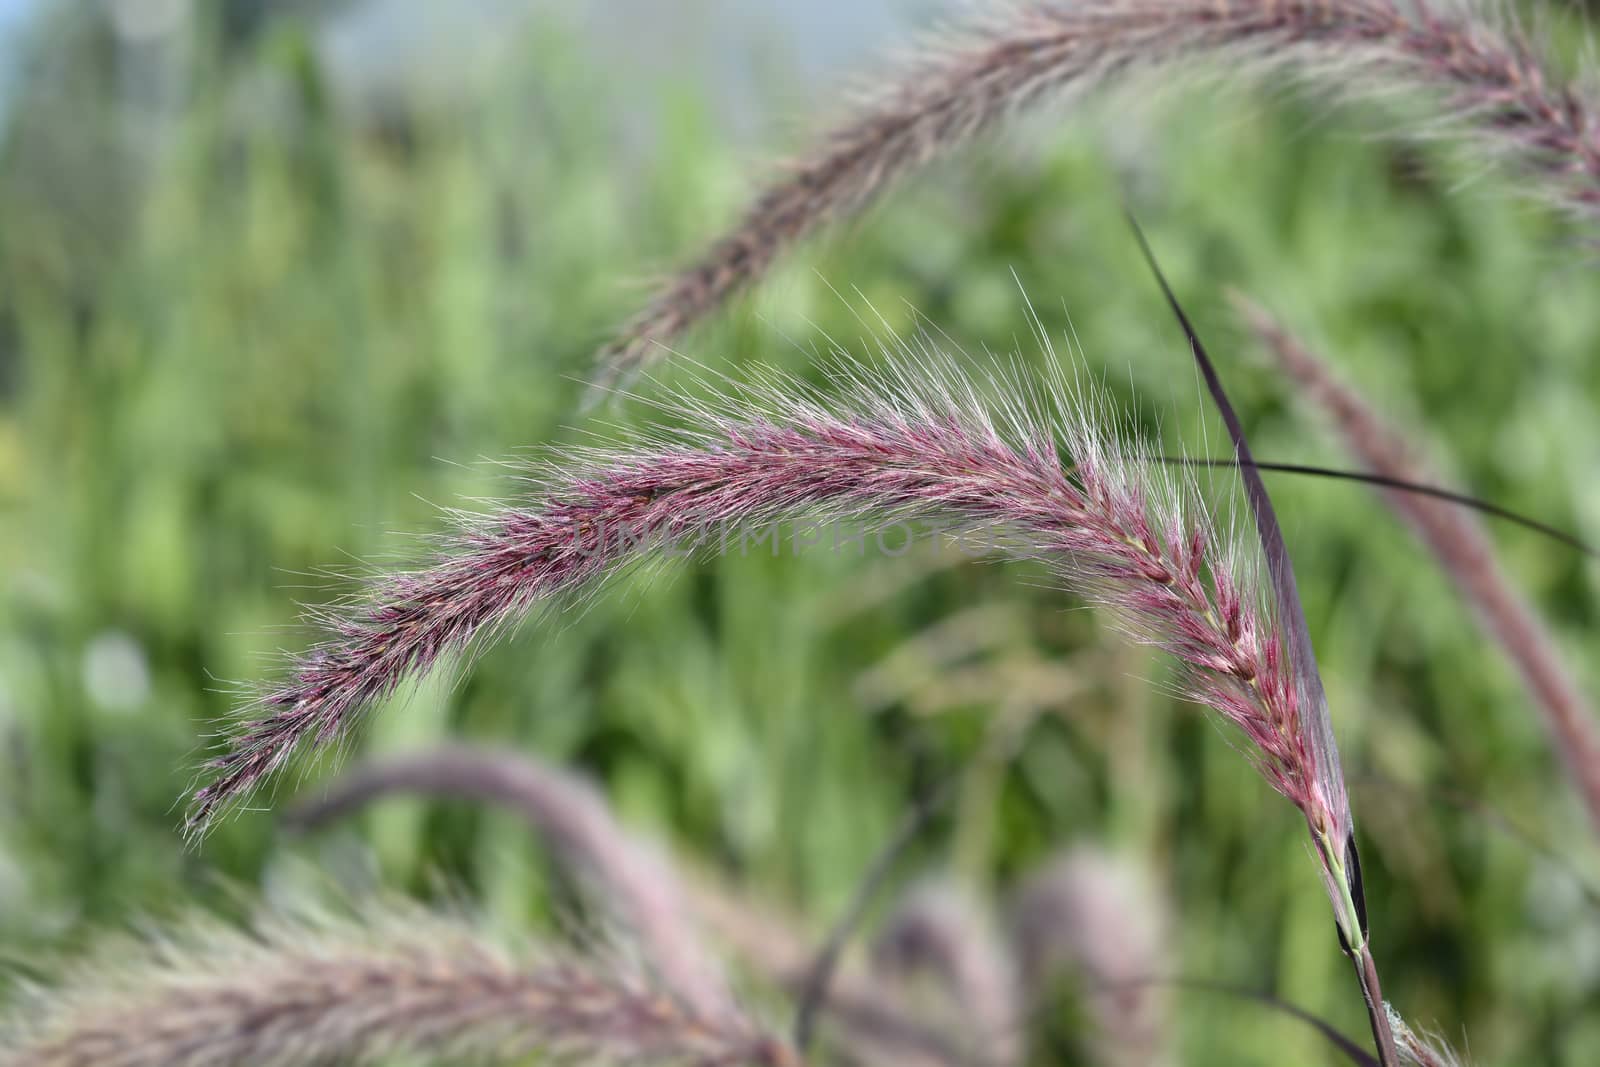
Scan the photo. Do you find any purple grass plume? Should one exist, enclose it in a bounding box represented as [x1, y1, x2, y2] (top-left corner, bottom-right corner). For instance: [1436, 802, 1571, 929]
[683, 870, 969, 1067]
[291, 747, 966, 1067]
[194, 340, 1356, 883]
[286, 744, 734, 1020]
[1, 902, 799, 1067]
[590, 0, 1600, 396]
[1237, 295, 1600, 838]
[1009, 846, 1171, 1067]
[872, 879, 1024, 1067]
[279, 745, 1407, 1067]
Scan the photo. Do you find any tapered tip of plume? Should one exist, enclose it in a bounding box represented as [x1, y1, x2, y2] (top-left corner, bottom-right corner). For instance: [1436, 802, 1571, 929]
[1127, 220, 1373, 973]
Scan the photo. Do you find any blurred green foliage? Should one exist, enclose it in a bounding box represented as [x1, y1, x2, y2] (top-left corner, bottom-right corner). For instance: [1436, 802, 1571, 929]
[1, 4, 1598, 1064]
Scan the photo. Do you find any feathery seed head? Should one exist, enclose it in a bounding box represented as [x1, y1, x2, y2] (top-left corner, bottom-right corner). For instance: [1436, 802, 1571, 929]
[286, 745, 735, 1021]
[2, 902, 796, 1067]
[872, 880, 1023, 1067]
[1009, 847, 1171, 1067]
[195, 333, 1341, 873]
[591, 0, 1600, 397]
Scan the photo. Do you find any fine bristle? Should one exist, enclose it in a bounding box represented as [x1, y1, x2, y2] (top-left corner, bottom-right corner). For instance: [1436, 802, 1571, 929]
[1387, 1005, 1470, 1067]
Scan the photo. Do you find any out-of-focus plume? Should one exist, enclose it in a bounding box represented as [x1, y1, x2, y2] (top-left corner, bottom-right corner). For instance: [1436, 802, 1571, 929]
[1009, 847, 1171, 1067]
[1238, 295, 1600, 838]
[682, 873, 966, 1067]
[286, 744, 733, 1019]
[591, 0, 1600, 396]
[2, 902, 799, 1067]
[872, 879, 1024, 1067]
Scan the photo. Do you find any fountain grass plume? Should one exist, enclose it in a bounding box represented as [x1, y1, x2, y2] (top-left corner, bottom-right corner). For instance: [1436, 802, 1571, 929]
[1009, 847, 1170, 1067]
[682, 872, 969, 1067]
[1237, 294, 1600, 838]
[285, 744, 733, 1020]
[872, 880, 1024, 1067]
[192, 326, 1355, 874]
[590, 0, 1600, 397]
[1, 902, 798, 1067]
[289, 748, 967, 1067]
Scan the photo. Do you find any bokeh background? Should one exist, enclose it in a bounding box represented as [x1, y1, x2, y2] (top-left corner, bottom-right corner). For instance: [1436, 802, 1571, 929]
[2, 1, 1599, 1063]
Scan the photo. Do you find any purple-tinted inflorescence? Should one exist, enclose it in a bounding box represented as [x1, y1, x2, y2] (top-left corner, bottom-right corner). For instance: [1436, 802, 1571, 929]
[591, 0, 1600, 396]
[192, 354, 1343, 858]
[3, 904, 798, 1067]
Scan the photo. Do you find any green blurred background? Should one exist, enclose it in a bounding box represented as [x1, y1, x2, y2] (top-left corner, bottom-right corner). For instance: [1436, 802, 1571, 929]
[1, 1, 1598, 1063]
